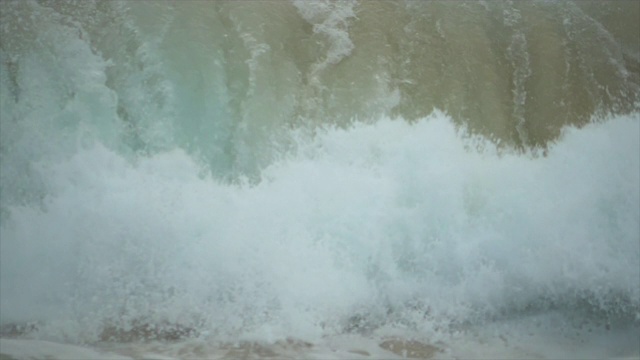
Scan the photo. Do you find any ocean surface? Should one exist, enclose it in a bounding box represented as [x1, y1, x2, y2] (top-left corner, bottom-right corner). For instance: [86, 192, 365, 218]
[1, 1, 639, 359]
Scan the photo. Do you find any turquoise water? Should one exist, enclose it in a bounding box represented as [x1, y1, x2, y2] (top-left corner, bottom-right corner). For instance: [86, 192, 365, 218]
[0, 1, 638, 355]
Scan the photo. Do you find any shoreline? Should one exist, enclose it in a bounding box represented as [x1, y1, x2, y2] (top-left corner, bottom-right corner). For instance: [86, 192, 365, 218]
[2, 325, 639, 360]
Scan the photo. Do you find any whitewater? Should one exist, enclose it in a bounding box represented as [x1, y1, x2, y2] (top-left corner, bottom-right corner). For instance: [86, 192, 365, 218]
[1, 1, 639, 359]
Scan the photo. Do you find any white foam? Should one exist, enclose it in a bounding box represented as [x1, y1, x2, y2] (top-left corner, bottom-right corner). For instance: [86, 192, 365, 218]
[292, 0, 357, 76]
[1, 112, 638, 349]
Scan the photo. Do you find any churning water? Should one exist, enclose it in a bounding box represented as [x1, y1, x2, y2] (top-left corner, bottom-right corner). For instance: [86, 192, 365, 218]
[0, 1, 639, 358]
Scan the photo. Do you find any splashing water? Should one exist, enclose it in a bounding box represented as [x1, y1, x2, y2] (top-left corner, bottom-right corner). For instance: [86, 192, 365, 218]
[1, 1, 638, 358]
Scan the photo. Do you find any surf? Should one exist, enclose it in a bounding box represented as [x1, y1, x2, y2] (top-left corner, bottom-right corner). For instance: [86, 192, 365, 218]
[1, 0, 638, 358]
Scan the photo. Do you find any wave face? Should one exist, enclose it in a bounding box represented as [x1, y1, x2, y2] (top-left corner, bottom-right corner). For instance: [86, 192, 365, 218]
[1, 0, 639, 348]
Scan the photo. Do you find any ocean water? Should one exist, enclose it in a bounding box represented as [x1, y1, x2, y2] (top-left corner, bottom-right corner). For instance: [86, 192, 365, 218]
[0, 1, 639, 359]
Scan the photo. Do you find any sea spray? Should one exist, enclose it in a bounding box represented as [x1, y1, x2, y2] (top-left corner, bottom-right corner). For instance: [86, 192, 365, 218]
[0, 1, 638, 356]
[1, 113, 638, 344]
